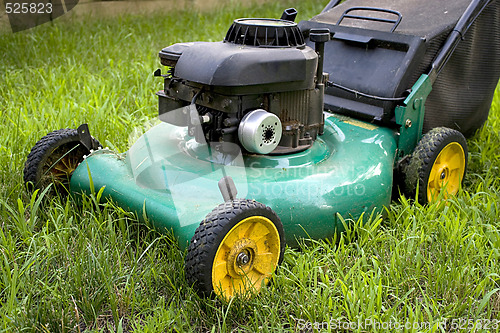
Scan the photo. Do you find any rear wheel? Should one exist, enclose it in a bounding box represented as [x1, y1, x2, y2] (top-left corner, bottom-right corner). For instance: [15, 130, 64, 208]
[185, 199, 285, 300]
[404, 127, 467, 204]
[24, 128, 101, 194]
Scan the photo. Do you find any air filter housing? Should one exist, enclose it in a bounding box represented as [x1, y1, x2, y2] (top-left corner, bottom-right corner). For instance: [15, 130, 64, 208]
[224, 18, 305, 48]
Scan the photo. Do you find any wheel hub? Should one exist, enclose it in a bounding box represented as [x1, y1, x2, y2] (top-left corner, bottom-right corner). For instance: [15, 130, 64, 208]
[226, 238, 257, 278]
[435, 166, 449, 188]
[236, 250, 251, 266]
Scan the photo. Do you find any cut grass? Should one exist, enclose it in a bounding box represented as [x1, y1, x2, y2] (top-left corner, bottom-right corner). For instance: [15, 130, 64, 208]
[1, 0, 499, 331]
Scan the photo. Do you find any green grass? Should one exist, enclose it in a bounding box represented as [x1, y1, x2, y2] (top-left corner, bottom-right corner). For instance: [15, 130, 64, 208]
[1, 1, 499, 331]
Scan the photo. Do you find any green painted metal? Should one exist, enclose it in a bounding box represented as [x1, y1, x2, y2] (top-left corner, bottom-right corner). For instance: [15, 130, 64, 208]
[70, 113, 398, 249]
[395, 74, 433, 158]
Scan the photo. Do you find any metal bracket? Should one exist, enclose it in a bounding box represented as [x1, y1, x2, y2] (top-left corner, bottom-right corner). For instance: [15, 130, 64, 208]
[153, 68, 170, 78]
[395, 74, 432, 159]
[77, 123, 97, 151]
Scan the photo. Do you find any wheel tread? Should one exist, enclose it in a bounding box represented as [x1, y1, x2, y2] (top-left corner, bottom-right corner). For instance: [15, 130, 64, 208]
[23, 128, 101, 190]
[185, 199, 284, 297]
[404, 127, 468, 204]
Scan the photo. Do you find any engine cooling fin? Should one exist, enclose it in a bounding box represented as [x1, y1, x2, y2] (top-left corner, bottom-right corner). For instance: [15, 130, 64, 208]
[224, 18, 305, 48]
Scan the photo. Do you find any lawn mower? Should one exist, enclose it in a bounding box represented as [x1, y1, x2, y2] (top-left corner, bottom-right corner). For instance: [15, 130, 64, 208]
[24, 0, 500, 300]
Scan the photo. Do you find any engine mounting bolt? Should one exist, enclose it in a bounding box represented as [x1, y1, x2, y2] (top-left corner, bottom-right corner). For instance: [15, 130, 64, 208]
[236, 251, 250, 266]
[405, 119, 412, 128]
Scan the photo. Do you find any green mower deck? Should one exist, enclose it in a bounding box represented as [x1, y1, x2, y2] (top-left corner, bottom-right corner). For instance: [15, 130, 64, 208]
[70, 113, 397, 249]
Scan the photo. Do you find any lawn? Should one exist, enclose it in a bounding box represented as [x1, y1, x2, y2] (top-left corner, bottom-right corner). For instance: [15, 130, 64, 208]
[0, 0, 499, 331]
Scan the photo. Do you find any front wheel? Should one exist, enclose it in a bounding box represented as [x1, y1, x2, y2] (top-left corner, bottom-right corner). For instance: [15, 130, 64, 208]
[185, 199, 285, 300]
[404, 127, 468, 204]
[24, 128, 101, 194]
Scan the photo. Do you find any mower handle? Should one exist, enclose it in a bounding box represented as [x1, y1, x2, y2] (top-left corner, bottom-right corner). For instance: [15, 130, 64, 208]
[321, 0, 342, 13]
[428, 0, 492, 83]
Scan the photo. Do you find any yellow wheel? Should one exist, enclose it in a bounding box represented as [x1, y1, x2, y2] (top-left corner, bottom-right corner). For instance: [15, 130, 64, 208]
[185, 199, 285, 301]
[426, 142, 466, 202]
[404, 127, 468, 204]
[24, 128, 101, 194]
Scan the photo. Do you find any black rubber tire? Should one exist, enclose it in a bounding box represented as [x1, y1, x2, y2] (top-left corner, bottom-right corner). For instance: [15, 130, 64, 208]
[185, 199, 285, 299]
[403, 127, 468, 204]
[24, 129, 101, 194]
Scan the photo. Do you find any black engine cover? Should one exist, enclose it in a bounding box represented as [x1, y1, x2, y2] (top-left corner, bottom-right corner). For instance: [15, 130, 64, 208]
[160, 42, 317, 94]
